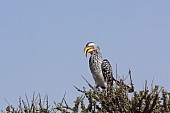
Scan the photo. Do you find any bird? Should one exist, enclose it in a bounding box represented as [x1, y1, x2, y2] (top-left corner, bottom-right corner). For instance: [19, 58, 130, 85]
[84, 42, 117, 89]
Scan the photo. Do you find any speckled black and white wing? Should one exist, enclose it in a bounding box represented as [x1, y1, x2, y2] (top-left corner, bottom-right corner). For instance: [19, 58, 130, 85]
[101, 59, 115, 87]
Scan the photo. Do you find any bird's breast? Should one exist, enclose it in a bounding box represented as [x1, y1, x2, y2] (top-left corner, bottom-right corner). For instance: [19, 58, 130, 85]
[89, 55, 106, 87]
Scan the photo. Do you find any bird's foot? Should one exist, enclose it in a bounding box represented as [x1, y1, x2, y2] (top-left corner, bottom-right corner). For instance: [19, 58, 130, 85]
[93, 86, 100, 94]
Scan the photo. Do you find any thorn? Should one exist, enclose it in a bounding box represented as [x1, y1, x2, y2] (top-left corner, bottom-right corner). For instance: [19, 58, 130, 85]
[81, 75, 94, 89]
[73, 85, 85, 93]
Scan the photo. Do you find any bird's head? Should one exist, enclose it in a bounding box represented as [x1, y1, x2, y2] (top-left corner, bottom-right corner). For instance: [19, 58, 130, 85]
[84, 42, 100, 57]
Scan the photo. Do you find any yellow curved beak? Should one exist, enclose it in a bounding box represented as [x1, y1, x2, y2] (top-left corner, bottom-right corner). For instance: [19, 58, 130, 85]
[84, 46, 94, 57]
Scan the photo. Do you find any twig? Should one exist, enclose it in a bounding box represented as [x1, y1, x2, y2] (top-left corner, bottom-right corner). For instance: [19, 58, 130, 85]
[145, 80, 148, 92]
[129, 69, 134, 92]
[25, 93, 30, 108]
[4, 98, 10, 107]
[116, 63, 118, 81]
[151, 78, 154, 91]
[46, 95, 49, 110]
[60, 92, 66, 105]
[19, 97, 22, 111]
[31, 92, 35, 111]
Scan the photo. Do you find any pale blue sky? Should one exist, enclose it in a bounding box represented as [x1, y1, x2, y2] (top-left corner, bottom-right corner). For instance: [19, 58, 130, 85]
[0, 0, 170, 109]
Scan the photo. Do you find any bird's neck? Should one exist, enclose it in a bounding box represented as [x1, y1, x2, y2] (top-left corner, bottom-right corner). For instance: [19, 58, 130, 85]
[91, 53, 102, 60]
